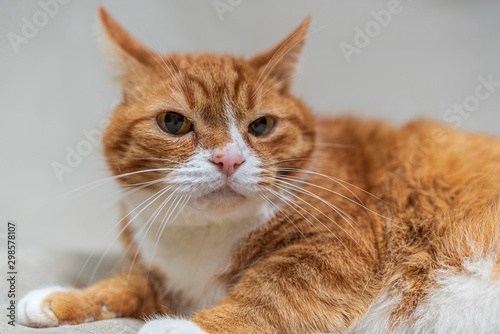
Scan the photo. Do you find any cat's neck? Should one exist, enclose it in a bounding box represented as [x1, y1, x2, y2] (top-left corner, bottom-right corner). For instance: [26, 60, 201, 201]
[120, 188, 279, 312]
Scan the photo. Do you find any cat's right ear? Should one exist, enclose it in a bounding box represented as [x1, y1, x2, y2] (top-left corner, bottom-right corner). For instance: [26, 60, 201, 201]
[98, 7, 154, 99]
[98, 7, 154, 65]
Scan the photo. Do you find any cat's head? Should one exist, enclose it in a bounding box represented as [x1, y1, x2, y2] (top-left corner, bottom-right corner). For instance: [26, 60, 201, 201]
[100, 8, 315, 217]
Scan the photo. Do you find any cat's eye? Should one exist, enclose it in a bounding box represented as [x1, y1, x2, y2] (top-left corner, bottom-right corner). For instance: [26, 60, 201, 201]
[156, 112, 193, 136]
[248, 116, 276, 138]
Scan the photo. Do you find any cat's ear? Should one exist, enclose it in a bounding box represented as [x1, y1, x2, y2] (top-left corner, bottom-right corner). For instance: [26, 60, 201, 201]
[249, 17, 311, 94]
[98, 7, 155, 100]
[98, 7, 153, 65]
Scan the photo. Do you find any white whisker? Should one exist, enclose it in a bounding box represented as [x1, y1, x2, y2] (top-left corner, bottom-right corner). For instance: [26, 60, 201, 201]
[259, 192, 310, 243]
[270, 182, 369, 257]
[274, 169, 397, 223]
[84, 185, 173, 285]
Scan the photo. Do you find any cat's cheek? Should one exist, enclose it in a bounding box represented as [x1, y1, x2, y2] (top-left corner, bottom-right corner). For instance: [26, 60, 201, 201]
[138, 318, 208, 334]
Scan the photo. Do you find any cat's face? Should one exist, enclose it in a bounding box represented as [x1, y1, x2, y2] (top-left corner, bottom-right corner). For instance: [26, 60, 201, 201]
[100, 9, 314, 215]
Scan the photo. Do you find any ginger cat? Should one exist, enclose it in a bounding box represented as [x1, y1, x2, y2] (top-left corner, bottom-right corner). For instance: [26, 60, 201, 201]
[18, 7, 500, 334]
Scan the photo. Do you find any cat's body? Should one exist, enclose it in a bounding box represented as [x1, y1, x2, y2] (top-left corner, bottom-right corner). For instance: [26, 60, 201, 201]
[18, 8, 500, 334]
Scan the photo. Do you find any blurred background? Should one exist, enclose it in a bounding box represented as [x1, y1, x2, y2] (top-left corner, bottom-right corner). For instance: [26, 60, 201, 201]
[1, 0, 500, 255]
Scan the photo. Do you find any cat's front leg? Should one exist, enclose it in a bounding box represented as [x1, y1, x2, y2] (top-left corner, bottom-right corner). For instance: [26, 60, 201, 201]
[18, 269, 168, 327]
[140, 242, 376, 334]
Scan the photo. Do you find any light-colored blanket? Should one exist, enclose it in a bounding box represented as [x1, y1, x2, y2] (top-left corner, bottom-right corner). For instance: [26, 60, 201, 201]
[1, 248, 144, 333]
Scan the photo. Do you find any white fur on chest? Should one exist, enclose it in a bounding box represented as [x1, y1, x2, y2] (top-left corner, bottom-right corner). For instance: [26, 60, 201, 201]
[124, 190, 276, 314]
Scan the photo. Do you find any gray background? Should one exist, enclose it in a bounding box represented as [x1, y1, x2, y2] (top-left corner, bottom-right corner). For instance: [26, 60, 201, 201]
[1, 0, 500, 256]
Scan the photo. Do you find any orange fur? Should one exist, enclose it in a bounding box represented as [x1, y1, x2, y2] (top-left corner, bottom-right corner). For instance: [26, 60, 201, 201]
[20, 7, 500, 333]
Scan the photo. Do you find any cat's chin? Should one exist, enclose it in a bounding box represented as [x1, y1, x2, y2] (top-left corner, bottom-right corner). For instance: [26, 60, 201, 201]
[197, 189, 246, 207]
[188, 187, 256, 215]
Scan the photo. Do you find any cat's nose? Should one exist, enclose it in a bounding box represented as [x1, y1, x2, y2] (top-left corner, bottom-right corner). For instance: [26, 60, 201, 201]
[210, 146, 245, 176]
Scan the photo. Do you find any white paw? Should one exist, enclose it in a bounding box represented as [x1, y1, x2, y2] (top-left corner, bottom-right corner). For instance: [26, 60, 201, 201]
[18, 286, 69, 327]
[139, 318, 207, 334]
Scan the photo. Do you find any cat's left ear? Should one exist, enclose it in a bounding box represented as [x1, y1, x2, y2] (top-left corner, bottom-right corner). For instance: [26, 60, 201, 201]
[249, 17, 311, 95]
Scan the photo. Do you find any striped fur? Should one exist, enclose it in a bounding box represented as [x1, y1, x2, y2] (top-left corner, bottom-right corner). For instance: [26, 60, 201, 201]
[18, 7, 500, 334]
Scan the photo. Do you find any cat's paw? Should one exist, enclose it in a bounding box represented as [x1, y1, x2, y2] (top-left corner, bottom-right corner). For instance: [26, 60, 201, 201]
[18, 286, 115, 327]
[139, 318, 207, 334]
[18, 286, 70, 327]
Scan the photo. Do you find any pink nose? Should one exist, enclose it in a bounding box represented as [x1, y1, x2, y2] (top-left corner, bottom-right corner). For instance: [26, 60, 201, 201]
[210, 146, 245, 176]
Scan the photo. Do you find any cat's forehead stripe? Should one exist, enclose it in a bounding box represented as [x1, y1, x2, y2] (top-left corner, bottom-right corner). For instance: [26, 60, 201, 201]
[174, 59, 255, 114]
[185, 73, 210, 100]
[193, 105, 237, 150]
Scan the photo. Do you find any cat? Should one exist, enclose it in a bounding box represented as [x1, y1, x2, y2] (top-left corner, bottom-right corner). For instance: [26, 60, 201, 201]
[18, 7, 500, 334]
